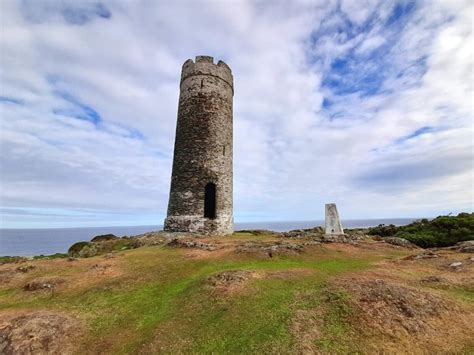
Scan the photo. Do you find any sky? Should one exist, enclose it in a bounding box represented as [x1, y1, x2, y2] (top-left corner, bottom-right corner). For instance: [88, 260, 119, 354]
[0, 0, 472, 228]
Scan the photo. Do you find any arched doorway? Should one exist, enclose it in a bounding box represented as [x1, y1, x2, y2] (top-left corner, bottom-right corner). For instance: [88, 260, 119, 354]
[204, 183, 216, 219]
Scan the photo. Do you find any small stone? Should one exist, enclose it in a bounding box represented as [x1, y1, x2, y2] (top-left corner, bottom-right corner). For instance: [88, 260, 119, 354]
[16, 265, 35, 273]
[449, 262, 463, 269]
[384, 237, 417, 248]
[24, 277, 64, 291]
[414, 251, 439, 259]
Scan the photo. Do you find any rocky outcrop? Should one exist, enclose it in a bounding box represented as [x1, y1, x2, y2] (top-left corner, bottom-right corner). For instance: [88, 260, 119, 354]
[383, 237, 418, 249]
[167, 238, 218, 251]
[90, 234, 118, 242]
[237, 241, 304, 256]
[24, 277, 65, 292]
[455, 240, 474, 253]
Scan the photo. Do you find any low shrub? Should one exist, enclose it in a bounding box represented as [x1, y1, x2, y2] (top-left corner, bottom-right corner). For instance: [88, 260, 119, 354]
[368, 213, 474, 248]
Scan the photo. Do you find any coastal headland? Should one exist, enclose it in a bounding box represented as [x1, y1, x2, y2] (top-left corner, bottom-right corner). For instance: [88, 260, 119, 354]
[1, 227, 473, 353]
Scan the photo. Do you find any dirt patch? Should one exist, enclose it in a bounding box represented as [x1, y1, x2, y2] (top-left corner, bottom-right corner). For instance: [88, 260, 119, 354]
[0, 311, 80, 354]
[24, 277, 65, 292]
[290, 307, 325, 354]
[236, 241, 304, 257]
[344, 279, 451, 332]
[290, 288, 356, 354]
[420, 275, 446, 284]
[207, 270, 261, 294]
[0, 265, 37, 285]
[336, 278, 474, 352]
[89, 263, 113, 274]
[0, 270, 17, 284]
[208, 270, 253, 285]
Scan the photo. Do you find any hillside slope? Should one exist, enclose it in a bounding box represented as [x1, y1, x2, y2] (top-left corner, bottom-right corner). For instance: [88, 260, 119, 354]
[1, 232, 473, 354]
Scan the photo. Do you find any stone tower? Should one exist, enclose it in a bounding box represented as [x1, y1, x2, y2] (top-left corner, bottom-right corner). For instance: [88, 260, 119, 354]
[325, 203, 344, 235]
[164, 56, 233, 235]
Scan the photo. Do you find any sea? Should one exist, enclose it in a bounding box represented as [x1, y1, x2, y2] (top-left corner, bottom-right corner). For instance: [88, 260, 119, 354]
[0, 218, 419, 257]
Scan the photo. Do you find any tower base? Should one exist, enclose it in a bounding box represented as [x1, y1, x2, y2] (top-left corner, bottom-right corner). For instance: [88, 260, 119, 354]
[164, 215, 233, 235]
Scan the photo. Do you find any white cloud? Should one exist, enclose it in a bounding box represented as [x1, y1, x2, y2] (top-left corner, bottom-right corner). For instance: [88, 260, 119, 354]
[0, 0, 472, 227]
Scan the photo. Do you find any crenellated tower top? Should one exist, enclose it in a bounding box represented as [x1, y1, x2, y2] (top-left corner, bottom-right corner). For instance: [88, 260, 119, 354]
[180, 56, 233, 94]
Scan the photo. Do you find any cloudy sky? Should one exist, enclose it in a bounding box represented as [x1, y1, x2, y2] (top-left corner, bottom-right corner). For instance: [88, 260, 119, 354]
[1, 0, 472, 228]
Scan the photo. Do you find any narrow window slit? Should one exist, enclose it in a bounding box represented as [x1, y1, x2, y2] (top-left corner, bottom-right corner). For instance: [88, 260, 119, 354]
[204, 183, 216, 219]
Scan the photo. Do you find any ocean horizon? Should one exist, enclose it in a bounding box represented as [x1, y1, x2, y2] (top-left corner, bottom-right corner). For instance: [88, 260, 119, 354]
[0, 218, 421, 257]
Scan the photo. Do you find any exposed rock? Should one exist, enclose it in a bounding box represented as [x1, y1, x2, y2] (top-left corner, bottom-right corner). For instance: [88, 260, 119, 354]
[456, 240, 474, 248]
[282, 227, 323, 239]
[282, 228, 365, 244]
[90, 234, 118, 243]
[460, 245, 474, 253]
[24, 277, 65, 291]
[448, 262, 463, 270]
[16, 265, 35, 273]
[237, 241, 304, 256]
[235, 229, 280, 236]
[416, 251, 439, 259]
[320, 234, 362, 244]
[132, 232, 170, 247]
[167, 238, 218, 251]
[67, 241, 92, 258]
[420, 276, 445, 283]
[405, 250, 439, 260]
[303, 241, 322, 246]
[383, 237, 418, 249]
[207, 270, 252, 286]
[0, 311, 79, 354]
[456, 240, 474, 253]
[77, 244, 100, 258]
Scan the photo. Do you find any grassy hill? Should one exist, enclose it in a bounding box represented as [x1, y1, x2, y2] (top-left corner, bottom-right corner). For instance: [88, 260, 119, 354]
[0, 231, 473, 354]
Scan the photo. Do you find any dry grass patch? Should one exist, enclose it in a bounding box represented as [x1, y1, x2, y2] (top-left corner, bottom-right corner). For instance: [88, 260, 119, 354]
[335, 277, 474, 353]
[0, 310, 82, 354]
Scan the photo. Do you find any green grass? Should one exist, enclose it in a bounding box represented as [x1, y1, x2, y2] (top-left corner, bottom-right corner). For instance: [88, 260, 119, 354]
[1, 245, 371, 353]
[0, 237, 440, 353]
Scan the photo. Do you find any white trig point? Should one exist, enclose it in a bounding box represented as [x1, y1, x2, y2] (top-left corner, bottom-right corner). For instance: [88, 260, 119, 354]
[325, 203, 344, 235]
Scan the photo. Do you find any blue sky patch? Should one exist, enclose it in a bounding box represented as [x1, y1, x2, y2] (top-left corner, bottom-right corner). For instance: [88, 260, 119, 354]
[62, 3, 111, 25]
[0, 96, 23, 105]
[21, 0, 111, 25]
[395, 126, 434, 144]
[386, 1, 416, 26]
[315, 0, 420, 98]
[53, 90, 102, 125]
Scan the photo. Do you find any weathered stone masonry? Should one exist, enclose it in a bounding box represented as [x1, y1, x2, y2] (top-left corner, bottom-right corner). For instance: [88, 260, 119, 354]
[164, 56, 234, 235]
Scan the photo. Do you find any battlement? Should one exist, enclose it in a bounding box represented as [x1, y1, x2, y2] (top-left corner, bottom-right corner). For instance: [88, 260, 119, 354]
[181, 56, 233, 92]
